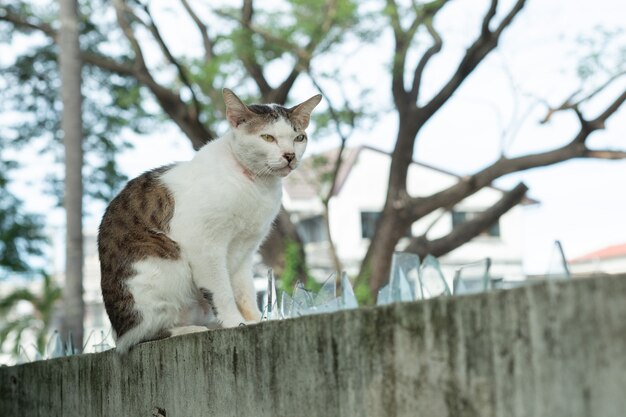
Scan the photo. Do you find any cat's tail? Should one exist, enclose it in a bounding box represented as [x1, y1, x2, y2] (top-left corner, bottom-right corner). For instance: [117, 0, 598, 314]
[115, 325, 208, 353]
[114, 324, 170, 354]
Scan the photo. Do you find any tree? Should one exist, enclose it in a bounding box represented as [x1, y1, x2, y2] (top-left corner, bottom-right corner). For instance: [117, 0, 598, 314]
[58, 0, 84, 348]
[0, 159, 46, 277]
[2, 1, 625, 305]
[0, 273, 62, 357]
[354, 0, 626, 299]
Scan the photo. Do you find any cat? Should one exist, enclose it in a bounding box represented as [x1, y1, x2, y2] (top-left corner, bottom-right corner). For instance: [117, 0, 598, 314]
[98, 88, 322, 353]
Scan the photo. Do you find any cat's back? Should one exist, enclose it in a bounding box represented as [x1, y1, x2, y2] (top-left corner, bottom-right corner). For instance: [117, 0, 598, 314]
[98, 165, 180, 283]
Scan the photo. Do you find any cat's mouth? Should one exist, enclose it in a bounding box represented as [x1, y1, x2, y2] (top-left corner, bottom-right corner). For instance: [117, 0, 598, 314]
[273, 165, 293, 176]
[268, 162, 296, 176]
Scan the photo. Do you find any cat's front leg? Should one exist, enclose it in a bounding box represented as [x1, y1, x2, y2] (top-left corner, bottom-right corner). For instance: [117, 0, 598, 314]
[190, 256, 247, 328]
[231, 257, 262, 323]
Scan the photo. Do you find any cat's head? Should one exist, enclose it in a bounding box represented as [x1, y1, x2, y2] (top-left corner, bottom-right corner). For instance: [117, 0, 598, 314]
[223, 88, 322, 178]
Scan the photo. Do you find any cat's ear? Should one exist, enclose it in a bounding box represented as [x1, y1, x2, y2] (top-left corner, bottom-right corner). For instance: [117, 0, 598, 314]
[223, 88, 253, 128]
[289, 94, 322, 130]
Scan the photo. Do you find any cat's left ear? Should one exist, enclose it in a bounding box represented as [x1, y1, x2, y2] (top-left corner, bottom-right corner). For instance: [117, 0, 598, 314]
[289, 94, 323, 130]
[223, 88, 254, 128]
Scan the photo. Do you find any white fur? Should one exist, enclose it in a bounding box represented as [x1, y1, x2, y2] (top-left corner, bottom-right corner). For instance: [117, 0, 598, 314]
[115, 116, 307, 352]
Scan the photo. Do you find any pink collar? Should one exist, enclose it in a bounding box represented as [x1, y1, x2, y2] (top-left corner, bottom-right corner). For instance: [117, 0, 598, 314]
[234, 158, 255, 182]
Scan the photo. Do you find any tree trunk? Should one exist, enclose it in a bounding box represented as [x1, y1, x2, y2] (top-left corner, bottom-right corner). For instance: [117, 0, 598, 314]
[355, 118, 420, 299]
[322, 202, 342, 276]
[259, 209, 308, 283]
[355, 203, 410, 299]
[59, 0, 84, 349]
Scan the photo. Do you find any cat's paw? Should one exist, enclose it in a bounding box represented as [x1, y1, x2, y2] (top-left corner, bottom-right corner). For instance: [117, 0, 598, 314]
[237, 320, 260, 328]
[245, 309, 262, 323]
[220, 314, 249, 329]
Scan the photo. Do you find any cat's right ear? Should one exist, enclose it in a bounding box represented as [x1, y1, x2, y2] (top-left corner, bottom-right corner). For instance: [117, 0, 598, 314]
[223, 88, 253, 128]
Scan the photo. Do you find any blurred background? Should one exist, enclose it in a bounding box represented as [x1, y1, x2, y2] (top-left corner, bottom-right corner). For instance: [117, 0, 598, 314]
[0, 0, 624, 363]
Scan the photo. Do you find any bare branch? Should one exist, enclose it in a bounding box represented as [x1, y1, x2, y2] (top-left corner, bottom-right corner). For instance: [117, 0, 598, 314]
[307, 73, 353, 204]
[180, 0, 214, 61]
[113, 0, 148, 70]
[237, 0, 272, 97]
[409, 18, 443, 102]
[405, 182, 528, 258]
[0, 7, 56, 37]
[135, 1, 202, 117]
[0, 7, 139, 77]
[541, 71, 626, 124]
[408, 140, 626, 223]
[405, 86, 626, 221]
[584, 149, 626, 160]
[481, 0, 498, 36]
[589, 87, 626, 128]
[386, 0, 410, 106]
[113, 0, 213, 148]
[385, 0, 403, 38]
[423, 0, 526, 116]
[81, 52, 135, 77]
[217, 0, 337, 104]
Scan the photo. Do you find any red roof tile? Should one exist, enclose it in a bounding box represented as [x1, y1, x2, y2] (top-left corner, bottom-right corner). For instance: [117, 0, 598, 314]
[570, 243, 626, 263]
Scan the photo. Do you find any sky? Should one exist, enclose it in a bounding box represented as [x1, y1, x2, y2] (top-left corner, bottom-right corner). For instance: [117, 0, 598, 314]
[5, 0, 626, 276]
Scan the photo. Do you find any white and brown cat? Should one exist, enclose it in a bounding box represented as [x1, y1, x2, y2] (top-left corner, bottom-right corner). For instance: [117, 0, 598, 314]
[98, 89, 322, 352]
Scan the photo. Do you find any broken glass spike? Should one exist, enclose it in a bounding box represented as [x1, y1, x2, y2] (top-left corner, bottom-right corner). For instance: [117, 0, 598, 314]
[280, 290, 294, 319]
[419, 255, 451, 299]
[453, 258, 492, 295]
[340, 272, 358, 309]
[262, 269, 280, 321]
[93, 330, 112, 353]
[17, 346, 31, 364]
[291, 281, 315, 316]
[50, 331, 65, 358]
[390, 252, 420, 301]
[546, 240, 571, 280]
[311, 273, 340, 313]
[315, 273, 337, 305]
[390, 252, 418, 302]
[65, 331, 77, 356]
[376, 284, 391, 305]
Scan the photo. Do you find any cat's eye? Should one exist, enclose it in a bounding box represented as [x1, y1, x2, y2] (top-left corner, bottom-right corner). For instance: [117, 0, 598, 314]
[294, 134, 307, 143]
[260, 134, 275, 142]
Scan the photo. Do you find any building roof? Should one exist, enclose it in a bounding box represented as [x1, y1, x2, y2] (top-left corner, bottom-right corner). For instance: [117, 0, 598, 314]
[285, 145, 539, 204]
[570, 243, 626, 263]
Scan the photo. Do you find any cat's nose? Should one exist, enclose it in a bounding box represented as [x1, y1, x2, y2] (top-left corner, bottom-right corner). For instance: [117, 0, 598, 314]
[283, 152, 295, 163]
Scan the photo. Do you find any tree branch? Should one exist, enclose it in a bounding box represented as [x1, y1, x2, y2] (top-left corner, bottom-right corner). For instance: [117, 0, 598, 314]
[0, 7, 140, 77]
[113, 0, 212, 149]
[238, 0, 272, 97]
[217, 0, 337, 104]
[422, 0, 526, 117]
[405, 182, 528, 258]
[135, 1, 202, 118]
[541, 70, 626, 124]
[0, 7, 56, 37]
[584, 149, 626, 159]
[180, 0, 214, 61]
[405, 86, 626, 221]
[590, 86, 626, 128]
[386, 0, 410, 107]
[408, 123, 626, 224]
[408, 18, 443, 102]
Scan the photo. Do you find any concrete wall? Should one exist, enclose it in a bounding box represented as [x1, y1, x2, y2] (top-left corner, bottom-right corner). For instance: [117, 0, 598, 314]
[2, 275, 626, 417]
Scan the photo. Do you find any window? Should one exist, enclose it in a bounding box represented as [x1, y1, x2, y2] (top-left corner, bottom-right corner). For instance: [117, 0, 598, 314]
[451, 210, 500, 237]
[296, 216, 328, 244]
[361, 211, 380, 239]
[361, 211, 413, 239]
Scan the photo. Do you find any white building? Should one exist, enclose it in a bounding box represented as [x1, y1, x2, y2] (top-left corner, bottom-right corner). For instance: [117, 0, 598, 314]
[569, 243, 626, 276]
[283, 146, 537, 283]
